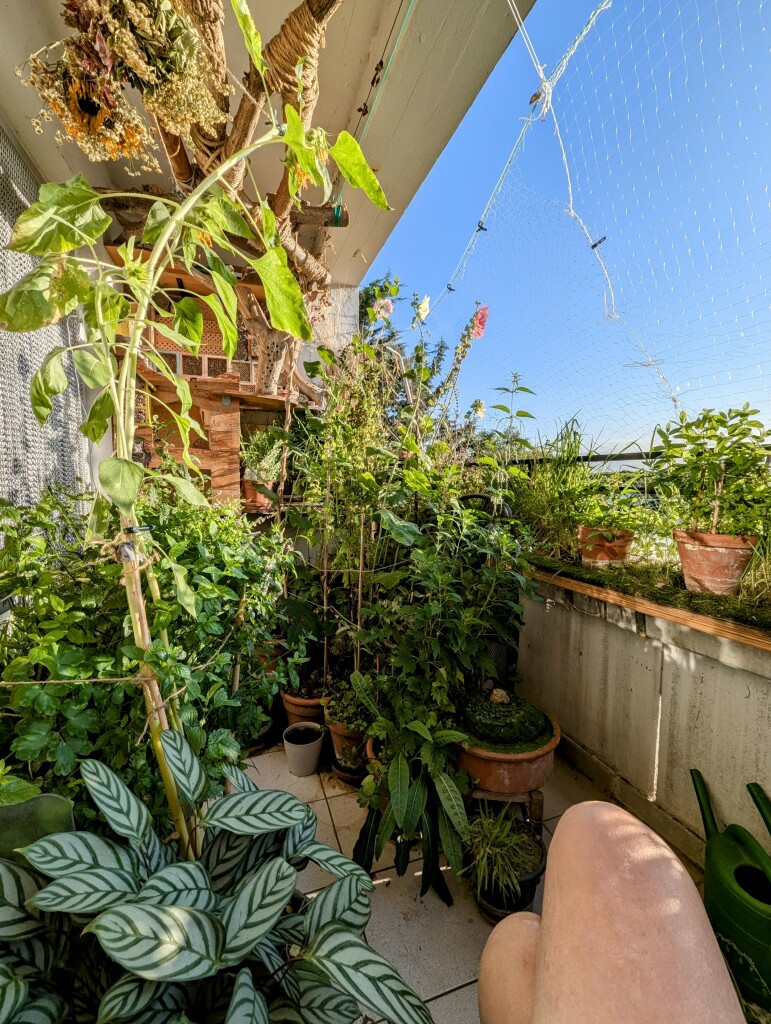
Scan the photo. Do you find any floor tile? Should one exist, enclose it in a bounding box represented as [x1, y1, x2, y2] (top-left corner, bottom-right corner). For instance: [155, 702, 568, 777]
[246, 748, 326, 804]
[425, 983, 479, 1024]
[365, 866, 492, 1002]
[320, 766, 362, 800]
[542, 758, 605, 822]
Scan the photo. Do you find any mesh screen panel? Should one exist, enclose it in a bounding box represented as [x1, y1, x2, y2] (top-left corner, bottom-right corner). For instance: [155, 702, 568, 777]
[0, 126, 88, 502]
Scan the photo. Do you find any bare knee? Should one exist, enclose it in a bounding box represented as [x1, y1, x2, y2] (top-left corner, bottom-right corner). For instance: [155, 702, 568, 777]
[479, 912, 540, 1024]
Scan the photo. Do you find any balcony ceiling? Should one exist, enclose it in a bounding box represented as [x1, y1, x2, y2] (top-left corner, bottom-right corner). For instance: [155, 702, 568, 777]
[0, 0, 534, 286]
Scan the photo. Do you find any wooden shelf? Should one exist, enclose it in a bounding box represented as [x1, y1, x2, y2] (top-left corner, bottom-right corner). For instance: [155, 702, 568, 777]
[532, 569, 771, 654]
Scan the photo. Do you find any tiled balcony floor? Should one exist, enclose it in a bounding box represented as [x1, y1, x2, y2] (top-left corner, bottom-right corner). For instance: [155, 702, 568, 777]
[247, 747, 607, 1024]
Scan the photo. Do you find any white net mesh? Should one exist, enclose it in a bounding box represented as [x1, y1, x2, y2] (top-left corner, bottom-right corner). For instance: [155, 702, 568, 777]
[434, 0, 771, 450]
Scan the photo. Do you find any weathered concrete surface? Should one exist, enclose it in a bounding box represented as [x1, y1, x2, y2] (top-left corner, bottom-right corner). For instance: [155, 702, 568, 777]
[518, 585, 771, 861]
[518, 588, 662, 798]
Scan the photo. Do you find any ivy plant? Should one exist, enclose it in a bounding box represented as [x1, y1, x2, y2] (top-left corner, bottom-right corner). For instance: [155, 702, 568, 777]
[0, 735, 431, 1024]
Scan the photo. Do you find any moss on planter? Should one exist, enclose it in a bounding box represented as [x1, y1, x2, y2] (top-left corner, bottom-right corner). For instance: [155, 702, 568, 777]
[530, 556, 771, 633]
[463, 691, 553, 751]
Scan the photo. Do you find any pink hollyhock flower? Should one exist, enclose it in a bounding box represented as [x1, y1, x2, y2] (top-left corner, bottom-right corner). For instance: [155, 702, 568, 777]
[471, 305, 489, 339]
[373, 298, 394, 319]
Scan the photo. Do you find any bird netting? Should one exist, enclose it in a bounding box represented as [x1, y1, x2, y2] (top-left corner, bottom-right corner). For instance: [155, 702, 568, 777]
[435, 0, 771, 451]
[0, 124, 89, 503]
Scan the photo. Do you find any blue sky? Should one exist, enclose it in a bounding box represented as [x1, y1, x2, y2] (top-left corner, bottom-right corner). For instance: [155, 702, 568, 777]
[369, 0, 771, 452]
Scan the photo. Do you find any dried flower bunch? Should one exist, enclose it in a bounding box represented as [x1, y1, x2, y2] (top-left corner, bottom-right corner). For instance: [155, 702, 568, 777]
[22, 0, 227, 168]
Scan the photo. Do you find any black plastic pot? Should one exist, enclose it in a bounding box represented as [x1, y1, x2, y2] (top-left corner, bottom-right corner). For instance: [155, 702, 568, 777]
[473, 839, 547, 924]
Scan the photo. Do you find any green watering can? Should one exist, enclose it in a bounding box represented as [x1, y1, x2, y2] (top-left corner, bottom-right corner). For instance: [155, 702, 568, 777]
[691, 769, 771, 1010]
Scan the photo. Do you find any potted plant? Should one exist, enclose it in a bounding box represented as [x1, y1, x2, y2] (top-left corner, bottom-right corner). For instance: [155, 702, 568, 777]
[653, 406, 771, 594]
[323, 680, 369, 783]
[241, 429, 282, 510]
[576, 484, 643, 567]
[462, 803, 546, 923]
[456, 685, 560, 797]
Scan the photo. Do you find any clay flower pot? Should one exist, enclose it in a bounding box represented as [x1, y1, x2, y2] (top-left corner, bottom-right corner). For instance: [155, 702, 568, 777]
[280, 690, 325, 726]
[242, 477, 275, 510]
[673, 529, 758, 595]
[325, 712, 366, 782]
[457, 714, 561, 796]
[578, 525, 635, 567]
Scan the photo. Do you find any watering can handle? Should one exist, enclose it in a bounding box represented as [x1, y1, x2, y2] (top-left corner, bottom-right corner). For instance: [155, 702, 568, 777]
[690, 768, 720, 841]
[747, 782, 771, 839]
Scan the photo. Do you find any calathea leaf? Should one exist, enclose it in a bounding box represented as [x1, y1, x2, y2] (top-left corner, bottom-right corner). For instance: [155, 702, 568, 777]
[251, 248, 312, 341]
[137, 861, 216, 911]
[98, 458, 144, 517]
[281, 804, 317, 864]
[9, 173, 111, 254]
[299, 842, 374, 891]
[221, 764, 259, 794]
[10, 992, 68, 1024]
[224, 967, 269, 1024]
[159, 731, 207, 805]
[0, 961, 28, 1024]
[304, 875, 371, 941]
[87, 904, 224, 981]
[329, 132, 390, 211]
[21, 832, 138, 878]
[284, 964, 359, 1024]
[388, 755, 410, 830]
[302, 924, 431, 1024]
[202, 790, 307, 836]
[220, 857, 296, 965]
[0, 860, 43, 940]
[7, 936, 54, 979]
[31, 868, 139, 913]
[200, 831, 252, 895]
[80, 389, 114, 443]
[80, 760, 152, 843]
[97, 974, 184, 1024]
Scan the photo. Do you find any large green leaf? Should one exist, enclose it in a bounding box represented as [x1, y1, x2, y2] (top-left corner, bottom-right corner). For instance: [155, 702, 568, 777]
[98, 975, 166, 1024]
[159, 731, 207, 805]
[252, 248, 312, 341]
[80, 760, 152, 843]
[87, 904, 224, 981]
[80, 390, 114, 443]
[9, 174, 111, 254]
[329, 132, 390, 211]
[31, 868, 139, 913]
[378, 510, 423, 547]
[141, 201, 173, 246]
[159, 475, 209, 508]
[21, 833, 138, 878]
[10, 992, 68, 1024]
[199, 293, 238, 358]
[401, 775, 428, 839]
[0, 257, 88, 333]
[349, 671, 380, 719]
[29, 348, 69, 426]
[375, 801, 395, 860]
[304, 875, 371, 941]
[0, 860, 42, 941]
[281, 804, 317, 864]
[202, 790, 307, 836]
[201, 832, 252, 895]
[172, 297, 204, 350]
[0, 962, 28, 1024]
[283, 106, 326, 195]
[302, 924, 431, 1024]
[230, 0, 267, 74]
[299, 843, 374, 891]
[433, 773, 468, 840]
[220, 857, 296, 965]
[224, 967, 269, 1024]
[388, 755, 410, 830]
[98, 459, 144, 517]
[137, 861, 216, 911]
[72, 348, 113, 389]
[436, 806, 463, 876]
[84, 287, 130, 343]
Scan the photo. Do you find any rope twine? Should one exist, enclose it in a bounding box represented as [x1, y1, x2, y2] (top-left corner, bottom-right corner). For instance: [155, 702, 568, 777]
[264, 0, 323, 126]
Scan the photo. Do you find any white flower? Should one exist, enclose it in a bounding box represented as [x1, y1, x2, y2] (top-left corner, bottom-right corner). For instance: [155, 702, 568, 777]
[471, 399, 486, 420]
[415, 295, 430, 322]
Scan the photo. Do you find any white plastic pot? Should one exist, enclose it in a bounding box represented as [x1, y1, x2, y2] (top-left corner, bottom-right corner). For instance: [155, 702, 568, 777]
[283, 722, 324, 777]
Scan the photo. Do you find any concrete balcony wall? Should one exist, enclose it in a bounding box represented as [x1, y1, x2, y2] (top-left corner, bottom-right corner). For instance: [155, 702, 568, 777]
[518, 582, 771, 865]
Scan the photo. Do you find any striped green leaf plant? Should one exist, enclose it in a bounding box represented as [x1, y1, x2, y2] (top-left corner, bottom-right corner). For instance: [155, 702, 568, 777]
[0, 736, 431, 1024]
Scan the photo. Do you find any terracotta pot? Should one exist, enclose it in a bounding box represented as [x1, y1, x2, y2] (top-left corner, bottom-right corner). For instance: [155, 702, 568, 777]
[474, 839, 547, 923]
[457, 714, 561, 796]
[325, 715, 366, 772]
[242, 477, 275, 510]
[673, 529, 758, 595]
[280, 690, 324, 726]
[578, 524, 634, 566]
